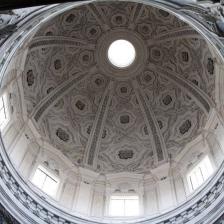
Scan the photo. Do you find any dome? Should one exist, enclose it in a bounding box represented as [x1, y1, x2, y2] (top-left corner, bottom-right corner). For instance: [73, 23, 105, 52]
[22, 1, 215, 174]
[0, 1, 224, 223]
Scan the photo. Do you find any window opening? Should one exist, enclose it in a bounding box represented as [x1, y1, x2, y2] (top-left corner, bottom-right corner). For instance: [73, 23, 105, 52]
[109, 195, 139, 217]
[31, 165, 59, 197]
[187, 156, 213, 192]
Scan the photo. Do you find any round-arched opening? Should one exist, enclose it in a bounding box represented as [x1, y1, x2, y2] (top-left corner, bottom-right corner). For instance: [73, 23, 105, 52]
[107, 39, 136, 68]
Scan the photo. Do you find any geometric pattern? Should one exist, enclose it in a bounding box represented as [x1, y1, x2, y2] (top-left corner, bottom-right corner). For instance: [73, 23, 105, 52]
[21, 1, 216, 173]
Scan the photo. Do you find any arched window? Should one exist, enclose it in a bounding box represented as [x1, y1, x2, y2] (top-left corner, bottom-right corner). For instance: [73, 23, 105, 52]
[109, 193, 139, 217]
[31, 165, 59, 197]
[187, 155, 214, 192]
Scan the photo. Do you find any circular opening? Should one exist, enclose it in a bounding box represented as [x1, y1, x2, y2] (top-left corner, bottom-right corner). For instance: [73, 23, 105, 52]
[108, 39, 136, 68]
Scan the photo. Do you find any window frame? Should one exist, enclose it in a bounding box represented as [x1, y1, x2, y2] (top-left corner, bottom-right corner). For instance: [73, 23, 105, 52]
[187, 155, 214, 192]
[109, 193, 140, 217]
[31, 165, 60, 198]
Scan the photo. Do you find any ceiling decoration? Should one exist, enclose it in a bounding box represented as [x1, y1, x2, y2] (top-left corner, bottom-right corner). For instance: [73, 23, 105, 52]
[21, 1, 216, 174]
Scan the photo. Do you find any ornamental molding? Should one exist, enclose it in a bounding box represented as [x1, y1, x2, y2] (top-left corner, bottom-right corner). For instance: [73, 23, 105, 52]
[132, 79, 167, 164]
[32, 69, 95, 122]
[29, 36, 95, 52]
[18, 0, 216, 172]
[84, 82, 114, 168]
[149, 63, 215, 114]
[147, 27, 200, 44]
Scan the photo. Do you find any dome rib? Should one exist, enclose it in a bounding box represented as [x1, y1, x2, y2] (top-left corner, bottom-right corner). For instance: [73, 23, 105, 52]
[150, 64, 215, 114]
[132, 80, 168, 164]
[84, 81, 114, 168]
[32, 69, 94, 122]
[147, 27, 200, 44]
[129, 3, 144, 26]
[29, 36, 95, 52]
[86, 3, 110, 31]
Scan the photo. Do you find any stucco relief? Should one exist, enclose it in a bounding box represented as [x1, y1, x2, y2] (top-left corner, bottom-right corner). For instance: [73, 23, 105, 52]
[20, 1, 216, 173]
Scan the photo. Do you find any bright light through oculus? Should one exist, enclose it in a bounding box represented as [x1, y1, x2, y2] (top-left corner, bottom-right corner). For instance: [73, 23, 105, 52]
[108, 40, 136, 68]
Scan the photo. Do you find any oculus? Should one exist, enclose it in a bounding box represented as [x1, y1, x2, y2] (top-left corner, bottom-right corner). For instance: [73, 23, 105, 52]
[108, 40, 136, 68]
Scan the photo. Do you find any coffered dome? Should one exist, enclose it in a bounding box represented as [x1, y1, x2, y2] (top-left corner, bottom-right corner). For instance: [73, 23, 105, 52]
[22, 1, 215, 174]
